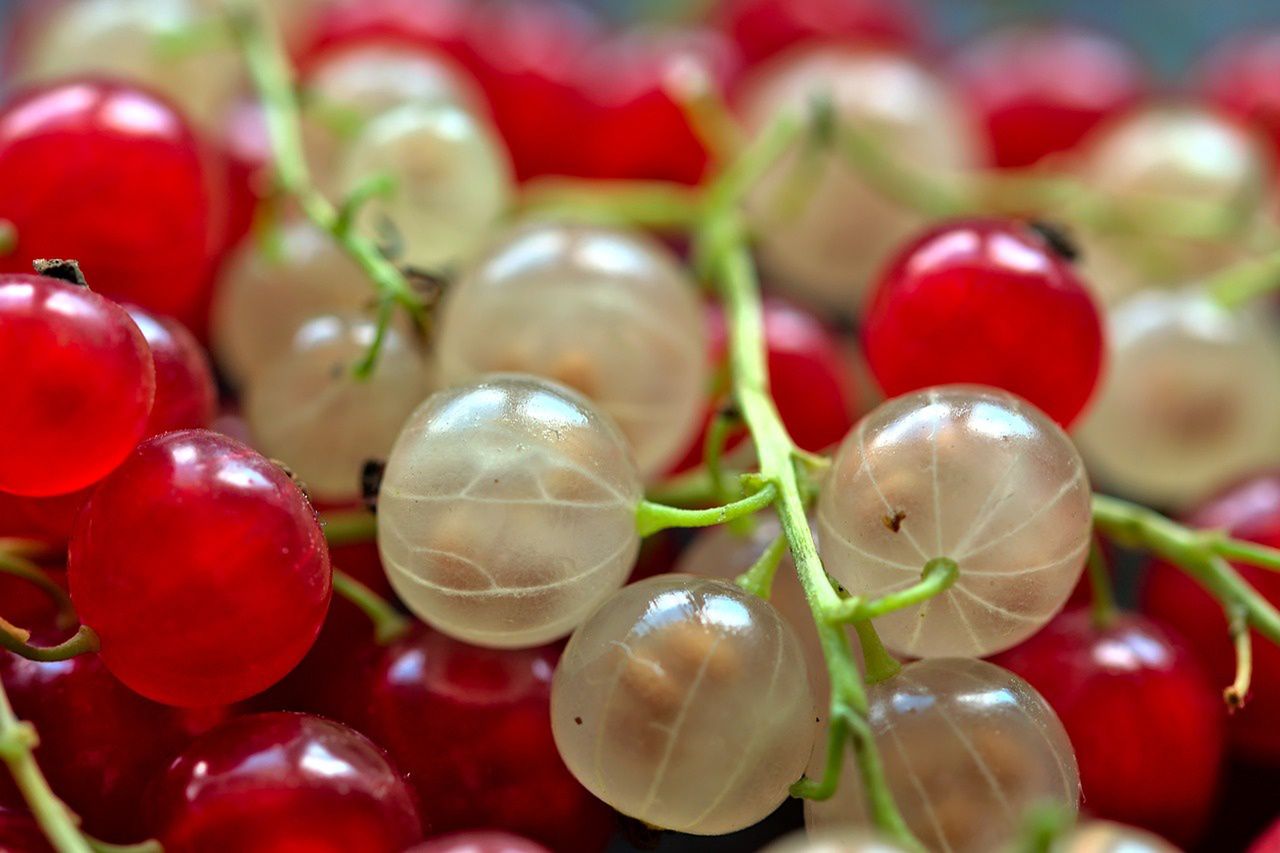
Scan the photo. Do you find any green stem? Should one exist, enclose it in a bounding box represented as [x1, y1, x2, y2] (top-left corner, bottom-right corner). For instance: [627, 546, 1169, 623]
[1085, 537, 1116, 630]
[635, 483, 778, 537]
[1226, 605, 1253, 711]
[1093, 494, 1280, 647]
[828, 558, 958, 624]
[0, 625, 100, 663]
[321, 508, 377, 547]
[837, 123, 970, 218]
[519, 179, 702, 231]
[0, 553, 75, 629]
[0, 675, 93, 853]
[702, 407, 740, 502]
[224, 1, 426, 375]
[1206, 532, 1280, 572]
[854, 620, 902, 685]
[332, 569, 411, 645]
[735, 535, 788, 599]
[1206, 245, 1280, 309]
[88, 840, 163, 853]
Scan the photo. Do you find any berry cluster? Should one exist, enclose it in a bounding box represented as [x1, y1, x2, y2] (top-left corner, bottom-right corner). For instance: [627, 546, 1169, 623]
[2, 2, 1280, 853]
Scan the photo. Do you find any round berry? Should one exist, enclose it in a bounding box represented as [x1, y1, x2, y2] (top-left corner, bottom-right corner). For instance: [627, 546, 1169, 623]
[950, 25, 1147, 169]
[0, 274, 155, 497]
[378, 375, 641, 648]
[1142, 472, 1280, 764]
[0, 80, 216, 318]
[437, 224, 707, 479]
[406, 833, 551, 853]
[806, 658, 1079, 853]
[150, 713, 423, 852]
[763, 830, 910, 852]
[1197, 31, 1280, 173]
[1055, 822, 1181, 853]
[125, 306, 216, 437]
[992, 609, 1224, 846]
[69, 430, 331, 706]
[552, 575, 814, 835]
[862, 219, 1104, 428]
[817, 386, 1092, 658]
[714, 0, 924, 67]
[0, 808, 51, 853]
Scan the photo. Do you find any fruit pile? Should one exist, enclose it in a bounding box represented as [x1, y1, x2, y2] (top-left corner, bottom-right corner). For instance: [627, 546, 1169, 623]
[2, 1, 1280, 852]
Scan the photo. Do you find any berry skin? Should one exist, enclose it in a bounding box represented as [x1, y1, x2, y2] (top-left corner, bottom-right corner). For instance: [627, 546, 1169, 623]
[68, 430, 331, 707]
[0, 633, 229, 843]
[125, 307, 217, 437]
[1198, 31, 1280, 173]
[0, 274, 155, 497]
[862, 219, 1104, 428]
[407, 833, 551, 853]
[149, 713, 424, 853]
[0, 808, 52, 853]
[950, 25, 1147, 169]
[992, 609, 1225, 847]
[1252, 817, 1280, 853]
[1142, 472, 1280, 764]
[714, 0, 924, 67]
[340, 628, 614, 852]
[0, 80, 216, 318]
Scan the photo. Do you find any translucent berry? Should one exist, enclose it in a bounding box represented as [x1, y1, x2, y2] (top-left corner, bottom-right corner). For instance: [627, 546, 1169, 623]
[377, 375, 642, 648]
[407, 834, 551, 853]
[862, 219, 1104, 428]
[1143, 472, 1280, 763]
[817, 386, 1093, 658]
[806, 658, 1079, 853]
[16, 0, 241, 133]
[1076, 107, 1271, 303]
[437, 224, 707, 478]
[212, 219, 372, 386]
[340, 101, 513, 273]
[349, 628, 615, 851]
[0, 274, 155, 497]
[1075, 287, 1280, 509]
[714, 0, 924, 66]
[245, 314, 435, 503]
[993, 609, 1224, 846]
[740, 47, 979, 311]
[763, 831, 911, 853]
[1053, 822, 1181, 853]
[551, 575, 815, 835]
[150, 713, 423, 853]
[0, 80, 216, 318]
[950, 25, 1147, 169]
[126, 307, 217, 436]
[69, 430, 331, 706]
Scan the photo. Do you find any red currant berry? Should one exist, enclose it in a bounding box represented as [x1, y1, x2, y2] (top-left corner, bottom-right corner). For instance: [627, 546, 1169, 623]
[408, 833, 551, 853]
[672, 297, 857, 471]
[11, 488, 92, 543]
[68, 430, 331, 707]
[0, 274, 155, 496]
[464, 0, 602, 181]
[347, 628, 614, 852]
[992, 609, 1224, 846]
[149, 713, 423, 853]
[125, 307, 216, 436]
[951, 25, 1148, 169]
[578, 28, 741, 185]
[215, 98, 272, 258]
[0, 80, 216, 317]
[862, 219, 1104, 428]
[300, 0, 472, 68]
[1252, 817, 1280, 853]
[1, 634, 229, 843]
[0, 808, 51, 853]
[1143, 472, 1280, 764]
[1198, 32, 1280, 173]
[714, 0, 924, 67]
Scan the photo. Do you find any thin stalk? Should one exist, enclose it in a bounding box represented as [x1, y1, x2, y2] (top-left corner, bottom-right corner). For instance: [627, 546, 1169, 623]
[854, 620, 901, 685]
[321, 509, 377, 547]
[0, 553, 74, 629]
[635, 483, 778, 537]
[1226, 605, 1253, 711]
[828, 558, 958, 624]
[1206, 245, 1280, 309]
[0, 625, 100, 663]
[1085, 537, 1116, 630]
[332, 569, 411, 645]
[735, 535, 788, 599]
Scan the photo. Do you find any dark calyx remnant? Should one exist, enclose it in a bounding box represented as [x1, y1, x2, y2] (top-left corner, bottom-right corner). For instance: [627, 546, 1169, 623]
[1026, 220, 1081, 263]
[33, 258, 87, 287]
[362, 459, 387, 513]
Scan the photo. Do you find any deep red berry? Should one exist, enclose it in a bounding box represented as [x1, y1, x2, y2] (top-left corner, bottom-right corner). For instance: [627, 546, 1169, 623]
[68, 430, 331, 707]
[992, 609, 1225, 846]
[862, 219, 1104, 428]
[344, 628, 613, 853]
[1252, 817, 1280, 853]
[1, 636, 229, 843]
[1198, 32, 1280, 175]
[0, 80, 216, 317]
[0, 808, 51, 853]
[672, 297, 857, 471]
[950, 25, 1147, 169]
[714, 0, 924, 67]
[1143, 472, 1280, 765]
[0, 274, 155, 496]
[578, 28, 741, 185]
[299, 0, 472, 68]
[125, 307, 217, 436]
[408, 833, 551, 853]
[149, 713, 423, 853]
[214, 98, 273, 258]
